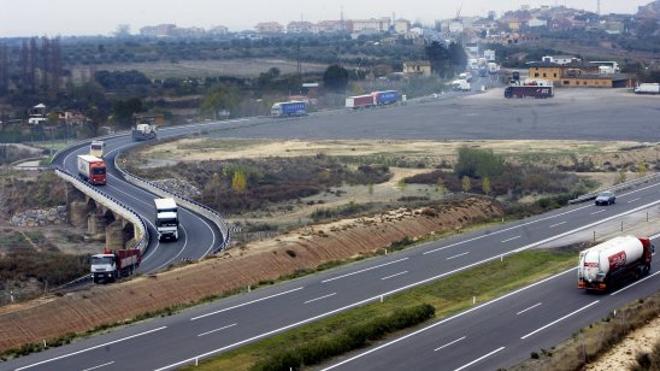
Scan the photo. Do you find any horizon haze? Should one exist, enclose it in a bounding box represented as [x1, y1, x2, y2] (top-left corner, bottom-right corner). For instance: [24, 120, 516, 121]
[0, 0, 654, 37]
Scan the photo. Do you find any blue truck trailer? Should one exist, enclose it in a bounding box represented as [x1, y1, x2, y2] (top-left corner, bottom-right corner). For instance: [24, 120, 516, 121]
[373, 90, 400, 106]
[271, 101, 307, 118]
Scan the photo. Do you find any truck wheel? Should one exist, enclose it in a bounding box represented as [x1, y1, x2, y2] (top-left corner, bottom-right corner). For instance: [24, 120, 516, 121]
[643, 264, 651, 276]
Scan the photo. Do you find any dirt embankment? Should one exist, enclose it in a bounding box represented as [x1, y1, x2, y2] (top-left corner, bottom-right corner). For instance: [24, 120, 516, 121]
[0, 197, 502, 352]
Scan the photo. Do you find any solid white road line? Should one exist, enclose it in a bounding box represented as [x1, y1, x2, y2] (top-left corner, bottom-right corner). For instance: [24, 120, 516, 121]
[520, 300, 600, 340]
[153, 223, 189, 272]
[197, 323, 238, 337]
[157, 201, 660, 370]
[501, 235, 521, 243]
[591, 210, 606, 215]
[304, 293, 337, 304]
[610, 271, 660, 296]
[16, 326, 167, 371]
[81, 361, 115, 371]
[627, 197, 642, 204]
[549, 221, 567, 228]
[190, 287, 304, 321]
[317, 268, 576, 371]
[434, 336, 466, 352]
[452, 346, 506, 371]
[516, 302, 542, 316]
[381, 271, 408, 281]
[423, 204, 594, 255]
[446, 252, 471, 260]
[322, 257, 409, 283]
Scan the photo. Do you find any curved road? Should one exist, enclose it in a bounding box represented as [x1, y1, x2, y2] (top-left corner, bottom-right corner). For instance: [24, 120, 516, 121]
[4, 177, 660, 371]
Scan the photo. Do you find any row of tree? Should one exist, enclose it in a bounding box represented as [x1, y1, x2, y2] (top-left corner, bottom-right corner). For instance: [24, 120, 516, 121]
[0, 37, 64, 97]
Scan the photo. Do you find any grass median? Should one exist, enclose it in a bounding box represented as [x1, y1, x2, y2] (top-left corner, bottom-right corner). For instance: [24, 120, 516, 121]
[184, 248, 578, 371]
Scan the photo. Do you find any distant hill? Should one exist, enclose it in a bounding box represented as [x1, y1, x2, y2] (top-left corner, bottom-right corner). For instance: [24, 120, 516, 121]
[637, 0, 660, 18]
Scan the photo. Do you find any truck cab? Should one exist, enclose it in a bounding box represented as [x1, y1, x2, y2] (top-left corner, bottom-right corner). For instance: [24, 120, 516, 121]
[154, 198, 179, 241]
[90, 140, 105, 158]
[132, 124, 158, 141]
[91, 253, 118, 283]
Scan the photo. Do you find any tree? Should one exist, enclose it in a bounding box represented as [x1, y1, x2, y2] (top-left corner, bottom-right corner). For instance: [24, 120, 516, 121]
[616, 170, 627, 184]
[435, 177, 446, 194]
[454, 147, 505, 179]
[482, 177, 492, 195]
[448, 42, 468, 75]
[112, 98, 144, 128]
[425, 41, 451, 78]
[201, 85, 239, 119]
[323, 64, 349, 92]
[638, 162, 648, 178]
[231, 169, 247, 193]
[461, 176, 471, 193]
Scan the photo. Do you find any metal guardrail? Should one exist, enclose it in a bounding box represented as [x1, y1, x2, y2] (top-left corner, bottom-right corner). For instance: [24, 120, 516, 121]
[569, 173, 660, 204]
[113, 155, 233, 254]
[54, 167, 149, 253]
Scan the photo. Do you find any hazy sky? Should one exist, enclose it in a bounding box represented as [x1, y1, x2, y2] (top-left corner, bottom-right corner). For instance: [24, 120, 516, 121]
[0, 0, 653, 37]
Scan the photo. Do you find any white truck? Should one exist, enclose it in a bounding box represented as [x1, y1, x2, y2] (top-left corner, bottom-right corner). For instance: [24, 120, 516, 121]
[578, 235, 654, 292]
[451, 79, 471, 92]
[132, 123, 158, 141]
[154, 198, 179, 241]
[634, 83, 660, 95]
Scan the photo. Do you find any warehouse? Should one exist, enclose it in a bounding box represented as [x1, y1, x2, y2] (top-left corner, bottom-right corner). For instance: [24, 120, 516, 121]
[527, 62, 633, 88]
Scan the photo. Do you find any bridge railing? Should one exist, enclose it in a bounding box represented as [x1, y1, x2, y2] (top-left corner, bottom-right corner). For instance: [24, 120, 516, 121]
[54, 167, 149, 253]
[113, 156, 234, 254]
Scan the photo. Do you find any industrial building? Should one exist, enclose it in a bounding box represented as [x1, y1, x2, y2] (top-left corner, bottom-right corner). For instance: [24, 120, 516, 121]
[527, 61, 633, 88]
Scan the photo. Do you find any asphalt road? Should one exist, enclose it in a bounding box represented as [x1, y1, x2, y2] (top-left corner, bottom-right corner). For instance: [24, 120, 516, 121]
[208, 88, 660, 142]
[323, 243, 660, 371]
[4, 177, 660, 371]
[51, 123, 239, 272]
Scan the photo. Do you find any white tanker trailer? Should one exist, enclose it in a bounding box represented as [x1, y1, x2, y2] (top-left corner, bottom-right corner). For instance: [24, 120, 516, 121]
[578, 235, 654, 292]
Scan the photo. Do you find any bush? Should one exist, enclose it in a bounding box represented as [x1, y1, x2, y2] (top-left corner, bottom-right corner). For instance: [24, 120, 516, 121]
[454, 147, 505, 179]
[251, 304, 435, 371]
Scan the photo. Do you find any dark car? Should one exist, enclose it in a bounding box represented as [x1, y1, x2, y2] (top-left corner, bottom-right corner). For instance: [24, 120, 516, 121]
[595, 191, 616, 206]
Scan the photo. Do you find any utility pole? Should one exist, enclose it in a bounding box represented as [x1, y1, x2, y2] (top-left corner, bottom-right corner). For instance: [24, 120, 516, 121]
[597, 0, 601, 15]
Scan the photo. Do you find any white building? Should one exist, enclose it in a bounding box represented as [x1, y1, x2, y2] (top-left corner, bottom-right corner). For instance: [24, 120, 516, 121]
[527, 17, 548, 28]
[351, 18, 391, 34]
[393, 19, 411, 34]
[484, 49, 496, 61]
[287, 21, 316, 34]
[541, 55, 582, 65]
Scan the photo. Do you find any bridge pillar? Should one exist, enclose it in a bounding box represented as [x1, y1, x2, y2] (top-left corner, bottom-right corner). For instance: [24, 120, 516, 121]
[87, 211, 107, 240]
[105, 220, 125, 250]
[69, 200, 90, 228]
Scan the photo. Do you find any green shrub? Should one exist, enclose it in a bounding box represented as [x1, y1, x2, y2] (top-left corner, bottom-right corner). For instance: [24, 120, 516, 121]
[251, 304, 434, 371]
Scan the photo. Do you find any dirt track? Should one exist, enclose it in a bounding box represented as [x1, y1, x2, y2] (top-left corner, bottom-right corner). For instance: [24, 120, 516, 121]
[0, 197, 501, 352]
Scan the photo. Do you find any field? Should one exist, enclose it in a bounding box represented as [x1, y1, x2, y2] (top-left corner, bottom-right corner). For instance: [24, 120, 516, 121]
[71, 58, 328, 81]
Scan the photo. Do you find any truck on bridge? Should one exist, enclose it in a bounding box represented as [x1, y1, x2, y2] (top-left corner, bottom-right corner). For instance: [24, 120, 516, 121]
[155, 198, 179, 241]
[91, 248, 141, 284]
[77, 154, 106, 185]
[578, 235, 654, 292]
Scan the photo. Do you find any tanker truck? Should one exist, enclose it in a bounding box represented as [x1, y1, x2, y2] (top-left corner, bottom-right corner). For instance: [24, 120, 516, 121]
[91, 248, 141, 284]
[578, 235, 654, 291]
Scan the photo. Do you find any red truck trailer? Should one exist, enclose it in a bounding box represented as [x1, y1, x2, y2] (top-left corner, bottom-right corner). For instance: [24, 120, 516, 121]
[345, 94, 375, 109]
[578, 236, 654, 291]
[90, 248, 141, 284]
[77, 154, 107, 185]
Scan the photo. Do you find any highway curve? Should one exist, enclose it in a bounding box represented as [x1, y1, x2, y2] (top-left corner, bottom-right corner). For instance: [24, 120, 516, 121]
[51, 126, 230, 272]
[5, 177, 660, 371]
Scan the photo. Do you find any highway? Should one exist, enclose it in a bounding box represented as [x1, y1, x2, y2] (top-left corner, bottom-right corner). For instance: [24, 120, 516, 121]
[52, 127, 230, 272]
[4, 176, 660, 371]
[324, 244, 660, 371]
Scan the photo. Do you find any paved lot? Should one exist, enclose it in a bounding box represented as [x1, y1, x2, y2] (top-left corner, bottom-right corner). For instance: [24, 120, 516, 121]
[213, 88, 660, 141]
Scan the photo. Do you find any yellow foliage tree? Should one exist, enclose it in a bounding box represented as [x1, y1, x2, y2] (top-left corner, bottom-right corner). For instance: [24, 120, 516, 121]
[232, 169, 247, 193]
[461, 176, 471, 193]
[482, 177, 491, 195]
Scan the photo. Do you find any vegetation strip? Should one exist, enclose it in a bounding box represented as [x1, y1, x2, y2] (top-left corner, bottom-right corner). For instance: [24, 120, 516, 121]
[183, 249, 577, 371]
